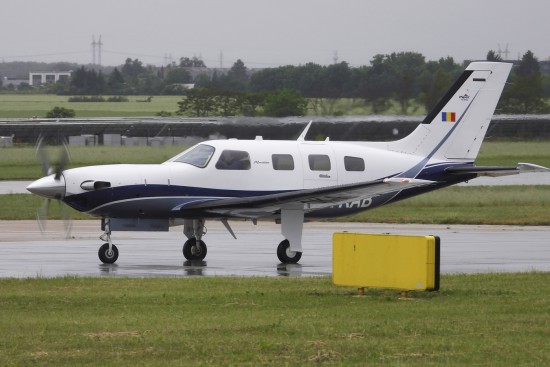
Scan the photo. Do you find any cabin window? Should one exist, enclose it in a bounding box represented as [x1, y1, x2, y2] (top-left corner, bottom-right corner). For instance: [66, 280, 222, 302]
[272, 154, 294, 170]
[215, 150, 251, 170]
[175, 144, 215, 168]
[308, 154, 331, 171]
[344, 156, 365, 171]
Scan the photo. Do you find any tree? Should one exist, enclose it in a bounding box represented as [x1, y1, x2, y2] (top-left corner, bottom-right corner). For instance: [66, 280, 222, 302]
[69, 66, 105, 94]
[418, 57, 461, 112]
[107, 67, 125, 93]
[262, 88, 308, 117]
[164, 68, 192, 84]
[176, 88, 218, 117]
[486, 50, 502, 62]
[211, 59, 250, 92]
[499, 51, 549, 113]
[46, 106, 75, 118]
[385, 52, 426, 114]
[179, 56, 206, 68]
[121, 58, 146, 82]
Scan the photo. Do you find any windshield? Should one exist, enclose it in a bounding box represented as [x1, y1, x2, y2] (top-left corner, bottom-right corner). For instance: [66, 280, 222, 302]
[174, 144, 215, 168]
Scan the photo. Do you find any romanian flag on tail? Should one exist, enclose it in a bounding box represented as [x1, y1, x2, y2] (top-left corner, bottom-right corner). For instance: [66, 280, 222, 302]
[441, 112, 456, 122]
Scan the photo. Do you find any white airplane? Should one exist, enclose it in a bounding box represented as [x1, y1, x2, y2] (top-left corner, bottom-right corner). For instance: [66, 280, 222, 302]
[27, 62, 549, 265]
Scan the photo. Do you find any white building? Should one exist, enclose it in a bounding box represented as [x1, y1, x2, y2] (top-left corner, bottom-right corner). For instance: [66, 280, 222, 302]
[29, 71, 72, 86]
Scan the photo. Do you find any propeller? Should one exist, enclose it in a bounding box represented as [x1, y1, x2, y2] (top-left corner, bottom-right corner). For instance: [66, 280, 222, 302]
[31, 135, 73, 236]
[35, 135, 71, 179]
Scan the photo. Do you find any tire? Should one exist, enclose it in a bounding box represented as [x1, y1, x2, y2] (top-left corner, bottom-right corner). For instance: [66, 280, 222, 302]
[183, 238, 207, 261]
[277, 239, 302, 264]
[98, 243, 119, 264]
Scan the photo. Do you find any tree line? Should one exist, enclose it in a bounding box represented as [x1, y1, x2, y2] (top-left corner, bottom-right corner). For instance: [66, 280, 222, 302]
[2, 51, 549, 116]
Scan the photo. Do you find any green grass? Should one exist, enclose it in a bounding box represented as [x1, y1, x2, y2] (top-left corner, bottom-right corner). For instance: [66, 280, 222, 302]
[345, 186, 550, 225]
[1, 274, 549, 366]
[0, 94, 428, 118]
[475, 140, 550, 167]
[0, 94, 183, 118]
[0, 145, 187, 180]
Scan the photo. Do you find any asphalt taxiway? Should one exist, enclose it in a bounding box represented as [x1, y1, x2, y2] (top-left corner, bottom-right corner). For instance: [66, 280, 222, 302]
[1, 220, 549, 278]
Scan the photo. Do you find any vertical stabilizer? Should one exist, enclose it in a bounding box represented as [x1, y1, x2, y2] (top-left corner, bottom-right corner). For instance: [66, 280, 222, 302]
[386, 62, 512, 162]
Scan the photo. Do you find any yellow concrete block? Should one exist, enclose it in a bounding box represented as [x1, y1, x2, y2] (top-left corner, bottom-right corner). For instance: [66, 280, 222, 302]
[333, 233, 440, 291]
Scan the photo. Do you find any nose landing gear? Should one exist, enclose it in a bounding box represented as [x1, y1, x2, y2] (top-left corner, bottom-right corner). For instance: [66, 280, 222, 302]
[98, 218, 119, 264]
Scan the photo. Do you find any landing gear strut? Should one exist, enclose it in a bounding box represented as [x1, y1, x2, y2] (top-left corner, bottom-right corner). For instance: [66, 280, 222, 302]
[99, 218, 119, 264]
[182, 219, 208, 261]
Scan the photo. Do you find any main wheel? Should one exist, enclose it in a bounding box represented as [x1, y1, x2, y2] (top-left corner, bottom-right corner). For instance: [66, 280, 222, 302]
[98, 243, 119, 264]
[183, 238, 207, 261]
[277, 239, 302, 264]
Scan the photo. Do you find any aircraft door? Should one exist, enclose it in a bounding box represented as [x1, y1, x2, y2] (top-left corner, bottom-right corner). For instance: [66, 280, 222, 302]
[299, 143, 338, 189]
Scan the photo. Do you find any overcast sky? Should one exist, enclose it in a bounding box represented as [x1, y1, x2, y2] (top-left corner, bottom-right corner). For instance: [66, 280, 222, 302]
[1, 0, 549, 68]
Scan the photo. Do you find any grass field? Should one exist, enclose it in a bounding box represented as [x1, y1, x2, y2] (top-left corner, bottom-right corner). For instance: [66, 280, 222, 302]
[1, 274, 549, 366]
[0, 94, 427, 118]
[0, 94, 183, 118]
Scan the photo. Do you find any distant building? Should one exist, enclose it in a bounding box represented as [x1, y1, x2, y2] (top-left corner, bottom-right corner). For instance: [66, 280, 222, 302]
[2, 76, 28, 87]
[29, 71, 72, 86]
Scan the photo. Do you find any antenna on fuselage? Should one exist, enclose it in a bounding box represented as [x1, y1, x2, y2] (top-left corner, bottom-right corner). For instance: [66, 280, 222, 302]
[297, 120, 313, 141]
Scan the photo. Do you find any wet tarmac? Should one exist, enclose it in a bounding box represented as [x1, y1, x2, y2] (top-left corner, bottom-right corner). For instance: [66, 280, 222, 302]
[1, 220, 549, 278]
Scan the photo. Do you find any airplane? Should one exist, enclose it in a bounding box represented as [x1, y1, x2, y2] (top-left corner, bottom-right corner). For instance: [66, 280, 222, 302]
[27, 62, 549, 265]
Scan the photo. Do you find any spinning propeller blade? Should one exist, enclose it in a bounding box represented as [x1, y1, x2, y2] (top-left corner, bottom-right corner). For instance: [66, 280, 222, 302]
[32, 136, 73, 236]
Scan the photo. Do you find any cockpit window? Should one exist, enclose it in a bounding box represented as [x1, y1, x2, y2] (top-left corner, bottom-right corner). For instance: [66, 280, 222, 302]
[175, 144, 215, 168]
[215, 150, 251, 170]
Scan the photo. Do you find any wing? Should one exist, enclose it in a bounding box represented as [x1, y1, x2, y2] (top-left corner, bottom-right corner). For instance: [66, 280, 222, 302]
[171, 177, 435, 218]
[446, 163, 550, 177]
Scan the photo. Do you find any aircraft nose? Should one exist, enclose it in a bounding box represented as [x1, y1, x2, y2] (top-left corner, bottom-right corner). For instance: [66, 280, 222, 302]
[27, 174, 66, 200]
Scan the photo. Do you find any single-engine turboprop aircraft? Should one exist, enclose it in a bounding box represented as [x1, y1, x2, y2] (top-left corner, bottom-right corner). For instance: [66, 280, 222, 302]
[27, 62, 549, 264]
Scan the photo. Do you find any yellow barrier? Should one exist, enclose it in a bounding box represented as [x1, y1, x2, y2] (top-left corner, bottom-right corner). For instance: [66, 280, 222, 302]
[333, 233, 440, 294]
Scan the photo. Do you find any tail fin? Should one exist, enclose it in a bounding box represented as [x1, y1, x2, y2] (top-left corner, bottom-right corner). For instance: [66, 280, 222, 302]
[387, 62, 512, 161]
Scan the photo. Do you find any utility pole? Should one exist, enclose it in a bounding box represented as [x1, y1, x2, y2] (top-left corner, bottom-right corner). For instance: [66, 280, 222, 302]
[97, 35, 102, 66]
[91, 36, 97, 65]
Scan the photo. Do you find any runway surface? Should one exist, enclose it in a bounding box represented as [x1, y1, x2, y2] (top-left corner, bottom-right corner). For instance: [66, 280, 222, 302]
[1, 220, 549, 278]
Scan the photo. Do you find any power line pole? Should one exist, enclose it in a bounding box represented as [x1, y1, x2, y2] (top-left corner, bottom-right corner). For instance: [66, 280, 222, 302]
[97, 35, 102, 66]
[91, 36, 97, 65]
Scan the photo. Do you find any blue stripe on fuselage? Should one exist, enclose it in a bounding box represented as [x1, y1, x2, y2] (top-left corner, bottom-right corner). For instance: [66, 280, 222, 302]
[63, 184, 291, 214]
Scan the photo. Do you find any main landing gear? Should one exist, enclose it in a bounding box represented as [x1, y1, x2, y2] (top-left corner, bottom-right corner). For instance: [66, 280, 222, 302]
[182, 219, 207, 261]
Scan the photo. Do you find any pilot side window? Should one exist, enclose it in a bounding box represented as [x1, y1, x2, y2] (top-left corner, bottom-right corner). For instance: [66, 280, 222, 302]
[272, 154, 294, 170]
[215, 150, 251, 170]
[175, 144, 215, 168]
[344, 156, 365, 171]
[308, 154, 331, 171]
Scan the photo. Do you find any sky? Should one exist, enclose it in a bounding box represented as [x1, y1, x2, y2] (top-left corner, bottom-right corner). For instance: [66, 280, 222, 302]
[1, 0, 549, 68]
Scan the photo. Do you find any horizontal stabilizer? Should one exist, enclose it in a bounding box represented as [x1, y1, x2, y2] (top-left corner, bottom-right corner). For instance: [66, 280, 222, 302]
[445, 163, 550, 177]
